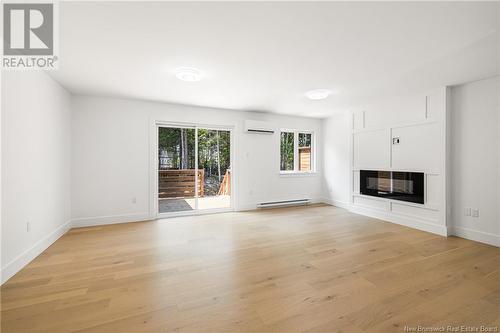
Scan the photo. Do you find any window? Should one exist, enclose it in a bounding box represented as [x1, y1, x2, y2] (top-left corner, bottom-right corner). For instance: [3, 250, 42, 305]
[280, 130, 314, 173]
[298, 133, 312, 171]
[280, 132, 295, 171]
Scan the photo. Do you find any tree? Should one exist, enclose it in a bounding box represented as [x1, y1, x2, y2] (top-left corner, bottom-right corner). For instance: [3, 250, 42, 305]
[159, 127, 195, 169]
[180, 128, 188, 169]
[158, 127, 231, 195]
[216, 130, 221, 182]
[280, 132, 294, 170]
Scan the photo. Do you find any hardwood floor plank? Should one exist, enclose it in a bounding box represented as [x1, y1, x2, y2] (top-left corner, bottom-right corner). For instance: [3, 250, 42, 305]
[1, 205, 499, 332]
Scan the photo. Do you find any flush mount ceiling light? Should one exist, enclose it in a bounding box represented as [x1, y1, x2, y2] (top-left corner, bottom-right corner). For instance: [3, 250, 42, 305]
[175, 67, 204, 82]
[305, 89, 332, 100]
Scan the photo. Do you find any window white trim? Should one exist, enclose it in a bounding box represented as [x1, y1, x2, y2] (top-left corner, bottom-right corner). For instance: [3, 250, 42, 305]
[279, 129, 316, 175]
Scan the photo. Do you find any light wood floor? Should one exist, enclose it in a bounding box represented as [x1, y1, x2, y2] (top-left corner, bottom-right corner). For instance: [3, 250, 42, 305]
[1, 205, 499, 332]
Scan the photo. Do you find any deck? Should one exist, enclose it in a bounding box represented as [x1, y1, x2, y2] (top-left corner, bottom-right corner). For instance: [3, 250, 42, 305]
[159, 195, 231, 213]
[158, 169, 231, 213]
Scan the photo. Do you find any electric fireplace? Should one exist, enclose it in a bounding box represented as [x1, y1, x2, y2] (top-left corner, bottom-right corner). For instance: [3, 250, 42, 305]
[360, 170, 424, 204]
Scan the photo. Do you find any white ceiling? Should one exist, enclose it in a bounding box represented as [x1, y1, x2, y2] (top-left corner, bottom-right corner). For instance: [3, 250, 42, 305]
[50, 1, 500, 118]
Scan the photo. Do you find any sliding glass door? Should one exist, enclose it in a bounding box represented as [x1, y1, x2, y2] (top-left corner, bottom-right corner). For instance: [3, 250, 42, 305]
[197, 129, 231, 211]
[158, 126, 197, 214]
[157, 125, 232, 216]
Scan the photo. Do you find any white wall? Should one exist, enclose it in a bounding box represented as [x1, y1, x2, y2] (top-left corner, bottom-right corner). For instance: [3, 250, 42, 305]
[1, 71, 72, 283]
[352, 89, 448, 237]
[323, 79, 500, 246]
[2, 73, 497, 286]
[71, 95, 323, 225]
[450, 76, 499, 246]
[322, 113, 350, 208]
[323, 88, 449, 236]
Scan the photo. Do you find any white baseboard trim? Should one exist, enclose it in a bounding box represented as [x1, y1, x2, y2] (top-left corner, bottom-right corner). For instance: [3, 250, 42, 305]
[449, 226, 500, 247]
[1, 220, 72, 285]
[349, 204, 448, 236]
[71, 213, 152, 228]
[310, 197, 326, 205]
[236, 203, 257, 211]
[321, 198, 351, 210]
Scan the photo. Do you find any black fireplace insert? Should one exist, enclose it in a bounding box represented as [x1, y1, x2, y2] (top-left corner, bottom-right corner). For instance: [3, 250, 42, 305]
[360, 170, 424, 204]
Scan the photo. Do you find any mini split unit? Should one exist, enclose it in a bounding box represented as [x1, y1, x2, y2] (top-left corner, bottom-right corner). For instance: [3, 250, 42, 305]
[244, 120, 275, 134]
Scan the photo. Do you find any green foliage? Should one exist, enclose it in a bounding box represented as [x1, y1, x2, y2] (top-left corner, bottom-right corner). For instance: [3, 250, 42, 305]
[158, 127, 231, 177]
[158, 127, 195, 169]
[299, 133, 311, 147]
[280, 132, 311, 171]
[197, 129, 231, 176]
[280, 132, 294, 171]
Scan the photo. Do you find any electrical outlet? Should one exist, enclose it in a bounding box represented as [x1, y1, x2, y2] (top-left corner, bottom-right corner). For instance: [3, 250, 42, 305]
[26, 222, 31, 232]
[464, 208, 471, 216]
[131, 197, 137, 204]
[471, 209, 480, 218]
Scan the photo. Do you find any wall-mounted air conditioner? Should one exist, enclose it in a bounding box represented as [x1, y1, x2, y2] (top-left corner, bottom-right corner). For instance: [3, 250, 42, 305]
[244, 120, 275, 134]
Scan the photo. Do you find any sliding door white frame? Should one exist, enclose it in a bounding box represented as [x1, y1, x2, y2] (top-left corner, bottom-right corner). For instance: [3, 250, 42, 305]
[151, 120, 235, 219]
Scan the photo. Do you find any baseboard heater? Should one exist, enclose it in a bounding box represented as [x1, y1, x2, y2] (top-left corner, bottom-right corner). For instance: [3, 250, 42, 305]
[257, 199, 310, 208]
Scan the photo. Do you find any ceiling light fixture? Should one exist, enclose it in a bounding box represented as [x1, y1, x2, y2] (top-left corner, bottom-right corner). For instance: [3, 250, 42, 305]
[175, 67, 204, 82]
[305, 89, 332, 100]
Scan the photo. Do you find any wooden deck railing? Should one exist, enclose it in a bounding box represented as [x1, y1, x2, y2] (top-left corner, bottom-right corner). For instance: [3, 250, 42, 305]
[217, 169, 231, 195]
[159, 169, 204, 199]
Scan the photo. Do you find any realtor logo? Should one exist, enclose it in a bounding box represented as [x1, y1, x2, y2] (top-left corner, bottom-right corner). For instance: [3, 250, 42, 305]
[2, 2, 58, 69]
[4, 3, 53, 55]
